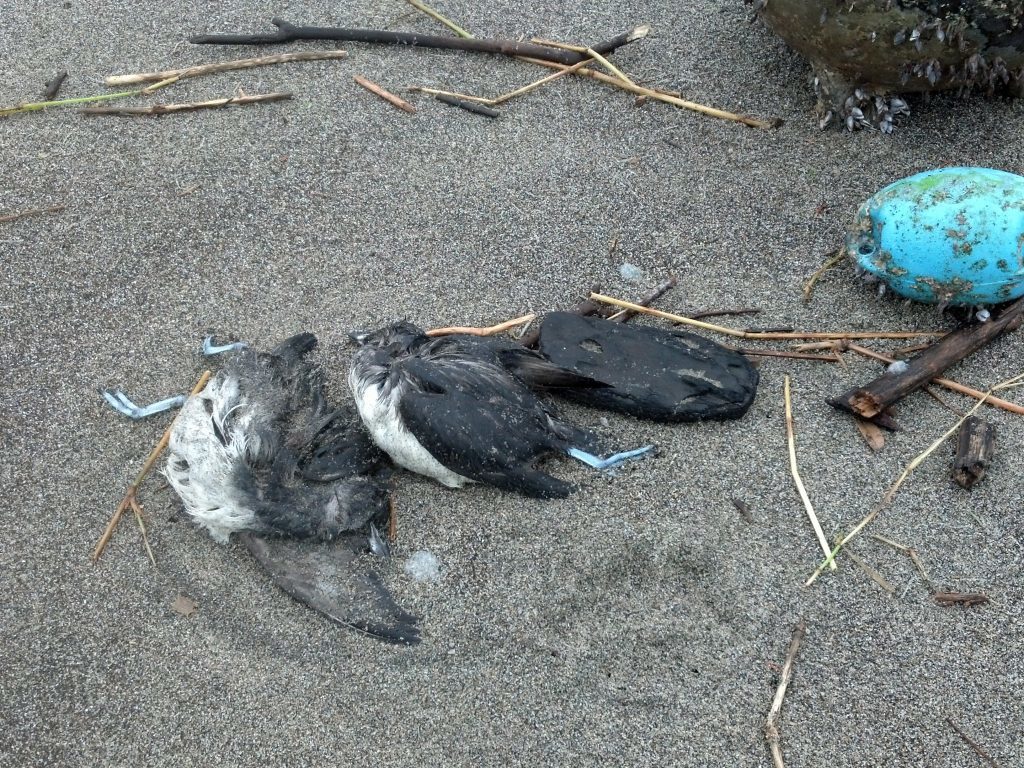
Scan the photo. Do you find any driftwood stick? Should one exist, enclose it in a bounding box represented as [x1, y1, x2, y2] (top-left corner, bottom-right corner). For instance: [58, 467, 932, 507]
[765, 620, 806, 768]
[105, 50, 349, 86]
[590, 293, 943, 341]
[354, 75, 416, 112]
[784, 377, 835, 569]
[934, 592, 991, 607]
[606, 277, 678, 322]
[92, 370, 212, 562]
[829, 297, 1024, 420]
[426, 313, 536, 337]
[0, 204, 65, 224]
[43, 71, 69, 100]
[844, 343, 1024, 417]
[946, 717, 1003, 768]
[81, 92, 292, 116]
[434, 93, 500, 117]
[951, 417, 996, 489]
[415, 57, 596, 107]
[190, 18, 645, 66]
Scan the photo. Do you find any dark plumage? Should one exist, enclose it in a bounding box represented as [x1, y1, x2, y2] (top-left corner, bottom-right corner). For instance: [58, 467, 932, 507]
[348, 321, 635, 499]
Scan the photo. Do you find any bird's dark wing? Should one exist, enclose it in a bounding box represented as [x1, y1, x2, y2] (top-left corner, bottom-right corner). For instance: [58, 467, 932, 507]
[446, 335, 607, 390]
[238, 532, 420, 645]
[396, 357, 573, 498]
[537, 312, 760, 421]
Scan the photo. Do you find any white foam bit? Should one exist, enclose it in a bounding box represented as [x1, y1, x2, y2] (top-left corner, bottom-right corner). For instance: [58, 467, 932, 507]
[619, 263, 643, 283]
[404, 550, 441, 582]
[887, 360, 909, 374]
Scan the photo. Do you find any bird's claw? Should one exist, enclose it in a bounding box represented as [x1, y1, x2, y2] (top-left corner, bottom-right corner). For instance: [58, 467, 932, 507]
[568, 445, 655, 470]
[100, 389, 186, 420]
[202, 335, 249, 356]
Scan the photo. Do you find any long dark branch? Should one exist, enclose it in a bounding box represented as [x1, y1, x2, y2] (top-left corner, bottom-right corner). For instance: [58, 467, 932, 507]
[191, 18, 647, 66]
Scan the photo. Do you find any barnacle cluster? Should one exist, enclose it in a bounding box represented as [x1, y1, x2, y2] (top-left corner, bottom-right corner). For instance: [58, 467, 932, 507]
[751, 0, 1024, 131]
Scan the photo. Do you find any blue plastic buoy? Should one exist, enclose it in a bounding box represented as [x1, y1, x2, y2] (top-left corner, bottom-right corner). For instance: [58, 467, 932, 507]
[846, 167, 1024, 305]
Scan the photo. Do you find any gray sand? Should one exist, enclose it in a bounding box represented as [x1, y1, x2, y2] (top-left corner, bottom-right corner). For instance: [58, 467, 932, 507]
[2, 2, 1023, 766]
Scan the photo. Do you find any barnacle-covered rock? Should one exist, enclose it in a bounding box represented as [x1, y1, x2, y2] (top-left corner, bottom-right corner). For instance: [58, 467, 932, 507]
[752, 0, 1024, 130]
[847, 167, 1024, 305]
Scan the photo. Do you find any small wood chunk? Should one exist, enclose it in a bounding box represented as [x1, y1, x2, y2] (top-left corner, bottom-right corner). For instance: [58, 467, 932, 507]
[854, 417, 886, 452]
[933, 591, 990, 607]
[951, 416, 996, 489]
[43, 71, 68, 100]
[434, 93, 500, 118]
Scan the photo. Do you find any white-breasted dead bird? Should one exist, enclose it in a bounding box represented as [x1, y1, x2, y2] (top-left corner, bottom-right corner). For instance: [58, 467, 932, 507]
[101, 332, 419, 644]
[348, 321, 653, 498]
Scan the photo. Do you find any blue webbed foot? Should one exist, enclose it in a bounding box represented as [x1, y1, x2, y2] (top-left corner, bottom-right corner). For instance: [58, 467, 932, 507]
[568, 445, 655, 470]
[100, 389, 186, 420]
[202, 335, 249, 356]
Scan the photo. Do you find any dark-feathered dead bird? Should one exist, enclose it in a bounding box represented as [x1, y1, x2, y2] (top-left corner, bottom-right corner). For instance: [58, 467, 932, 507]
[348, 321, 653, 498]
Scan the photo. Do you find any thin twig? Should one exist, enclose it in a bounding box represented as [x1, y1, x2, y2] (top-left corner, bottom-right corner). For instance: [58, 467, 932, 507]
[584, 46, 637, 87]
[93, 370, 212, 562]
[845, 343, 1024, 417]
[590, 293, 942, 341]
[946, 717, 1003, 768]
[606, 277, 677, 322]
[523, 56, 779, 128]
[765, 620, 806, 768]
[844, 548, 895, 593]
[738, 349, 838, 362]
[0, 204, 65, 224]
[402, 0, 474, 38]
[934, 592, 991, 607]
[354, 75, 416, 112]
[0, 86, 159, 117]
[870, 534, 931, 581]
[802, 249, 845, 303]
[104, 50, 349, 86]
[81, 92, 292, 116]
[806, 372, 1024, 585]
[426, 313, 536, 337]
[411, 56, 594, 106]
[784, 377, 835, 569]
[129, 497, 158, 568]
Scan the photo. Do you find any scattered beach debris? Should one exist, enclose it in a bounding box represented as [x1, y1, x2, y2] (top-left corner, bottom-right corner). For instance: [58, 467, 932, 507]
[405, 550, 441, 583]
[42, 71, 68, 100]
[752, 0, 1024, 131]
[946, 716, 1004, 768]
[171, 595, 198, 617]
[0, 203, 65, 225]
[807, 371, 1024, 585]
[425, 313, 535, 338]
[829, 297, 1024, 428]
[784, 377, 835, 570]
[847, 168, 1024, 305]
[80, 92, 293, 117]
[354, 74, 416, 113]
[952, 416, 997, 489]
[933, 591, 991, 608]
[764, 619, 806, 768]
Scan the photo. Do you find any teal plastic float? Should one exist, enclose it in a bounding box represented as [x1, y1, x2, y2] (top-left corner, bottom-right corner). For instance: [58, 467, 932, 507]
[846, 167, 1024, 306]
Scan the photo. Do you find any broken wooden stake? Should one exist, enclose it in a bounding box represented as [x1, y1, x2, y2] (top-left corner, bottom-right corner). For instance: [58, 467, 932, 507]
[951, 416, 996, 489]
[354, 75, 416, 113]
[829, 297, 1024, 423]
